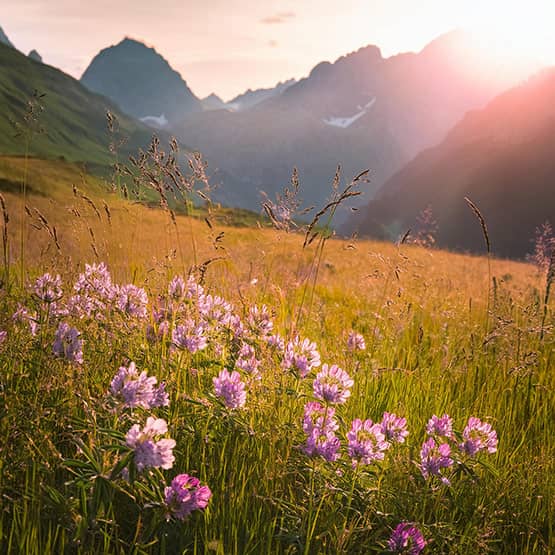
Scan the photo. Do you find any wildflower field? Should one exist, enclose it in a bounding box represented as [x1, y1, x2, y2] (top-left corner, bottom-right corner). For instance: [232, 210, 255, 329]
[0, 154, 553, 554]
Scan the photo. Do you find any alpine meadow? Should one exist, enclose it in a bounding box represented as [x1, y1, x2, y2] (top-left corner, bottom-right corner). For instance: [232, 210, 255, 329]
[0, 4, 554, 554]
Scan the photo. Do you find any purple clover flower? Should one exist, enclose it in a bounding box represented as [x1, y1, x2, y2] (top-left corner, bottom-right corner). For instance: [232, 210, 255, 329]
[347, 331, 366, 351]
[13, 305, 39, 336]
[110, 362, 169, 409]
[126, 417, 176, 472]
[313, 364, 354, 404]
[164, 474, 212, 520]
[235, 343, 260, 375]
[266, 333, 285, 351]
[347, 419, 389, 466]
[213, 370, 247, 409]
[419, 437, 453, 485]
[199, 294, 233, 325]
[282, 336, 321, 377]
[381, 412, 409, 443]
[0, 330, 7, 347]
[172, 320, 208, 353]
[302, 402, 339, 435]
[115, 284, 148, 318]
[185, 274, 205, 300]
[168, 275, 186, 302]
[303, 429, 341, 462]
[246, 305, 273, 337]
[33, 272, 63, 303]
[388, 522, 427, 554]
[74, 262, 114, 299]
[426, 414, 454, 440]
[69, 263, 115, 319]
[53, 322, 83, 364]
[459, 417, 498, 456]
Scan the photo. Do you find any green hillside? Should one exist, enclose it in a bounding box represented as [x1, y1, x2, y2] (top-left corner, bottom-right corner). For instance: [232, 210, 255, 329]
[0, 42, 156, 169]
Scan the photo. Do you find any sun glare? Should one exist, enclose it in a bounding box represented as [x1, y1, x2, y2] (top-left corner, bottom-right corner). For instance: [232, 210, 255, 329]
[465, 0, 555, 65]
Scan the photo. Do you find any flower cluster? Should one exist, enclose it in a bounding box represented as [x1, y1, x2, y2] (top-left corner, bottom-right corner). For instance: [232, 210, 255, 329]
[460, 417, 498, 456]
[302, 402, 341, 462]
[33, 272, 63, 304]
[347, 419, 389, 466]
[282, 336, 321, 377]
[419, 437, 453, 485]
[164, 474, 212, 521]
[126, 417, 176, 472]
[388, 523, 426, 554]
[110, 362, 169, 409]
[381, 412, 409, 444]
[420, 413, 497, 485]
[172, 320, 208, 353]
[313, 364, 353, 404]
[52, 322, 83, 364]
[347, 331, 366, 351]
[213, 369, 247, 409]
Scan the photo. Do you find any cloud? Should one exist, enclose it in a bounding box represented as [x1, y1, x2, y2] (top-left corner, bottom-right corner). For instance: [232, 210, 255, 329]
[260, 11, 295, 24]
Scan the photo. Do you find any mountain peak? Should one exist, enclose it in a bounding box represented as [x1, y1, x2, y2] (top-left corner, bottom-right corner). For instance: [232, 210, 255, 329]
[28, 49, 42, 63]
[0, 25, 15, 49]
[81, 38, 201, 122]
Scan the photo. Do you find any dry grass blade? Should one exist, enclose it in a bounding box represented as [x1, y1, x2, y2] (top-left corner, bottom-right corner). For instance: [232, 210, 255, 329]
[464, 196, 490, 254]
[302, 168, 367, 248]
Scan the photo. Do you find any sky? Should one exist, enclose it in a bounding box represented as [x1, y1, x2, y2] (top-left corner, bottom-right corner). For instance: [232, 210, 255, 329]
[2, 0, 555, 100]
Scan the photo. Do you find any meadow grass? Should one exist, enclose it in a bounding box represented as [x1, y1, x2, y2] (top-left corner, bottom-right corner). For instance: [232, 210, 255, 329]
[0, 155, 553, 554]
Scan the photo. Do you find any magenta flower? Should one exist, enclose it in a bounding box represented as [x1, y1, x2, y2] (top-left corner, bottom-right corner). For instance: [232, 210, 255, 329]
[33, 272, 63, 303]
[347, 419, 389, 466]
[172, 320, 208, 353]
[164, 474, 212, 520]
[126, 417, 176, 472]
[459, 417, 498, 456]
[426, 414, 454, 440]
[282, 336, 321, 377]
[347, 331, 366, 351]
[302, 402, 339, 435]
[0, 330, 7, 347]
[110, 362, 169, 409]
[303, 429, 341, 462]
[388, 522, 426, 554]
[313, 364, 354, 404]
[419, 437, 453, 485]
[53, 322, 83, 364]
[213, 369, 247, 409]
[381, 412, 409, 443]
[115, 284, 148, 318]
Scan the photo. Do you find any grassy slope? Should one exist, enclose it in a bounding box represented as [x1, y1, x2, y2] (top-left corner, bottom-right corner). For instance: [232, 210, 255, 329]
[0, 43, 158, 169]
[0, 157, 553, 553]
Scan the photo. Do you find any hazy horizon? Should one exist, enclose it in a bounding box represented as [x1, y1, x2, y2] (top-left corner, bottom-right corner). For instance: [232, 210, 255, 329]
[3, 0, 555, 100]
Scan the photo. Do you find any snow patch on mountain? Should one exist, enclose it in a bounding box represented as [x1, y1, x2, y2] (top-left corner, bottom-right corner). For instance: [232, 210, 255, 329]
[140, 114, 168, 128]
[323, 97, 376, 128]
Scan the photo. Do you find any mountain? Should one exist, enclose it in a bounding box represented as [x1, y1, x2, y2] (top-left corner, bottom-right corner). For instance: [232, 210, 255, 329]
[174, 31, 528, 216]
[0, 26, 14, 48]
[0, 41, 158, 169]
[201, 93, 227, 111]
[227, 79, 296, 111]
[28, 49, 42, 63]
[81, 38, 201, 125]
[348, 69, 555, 258]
